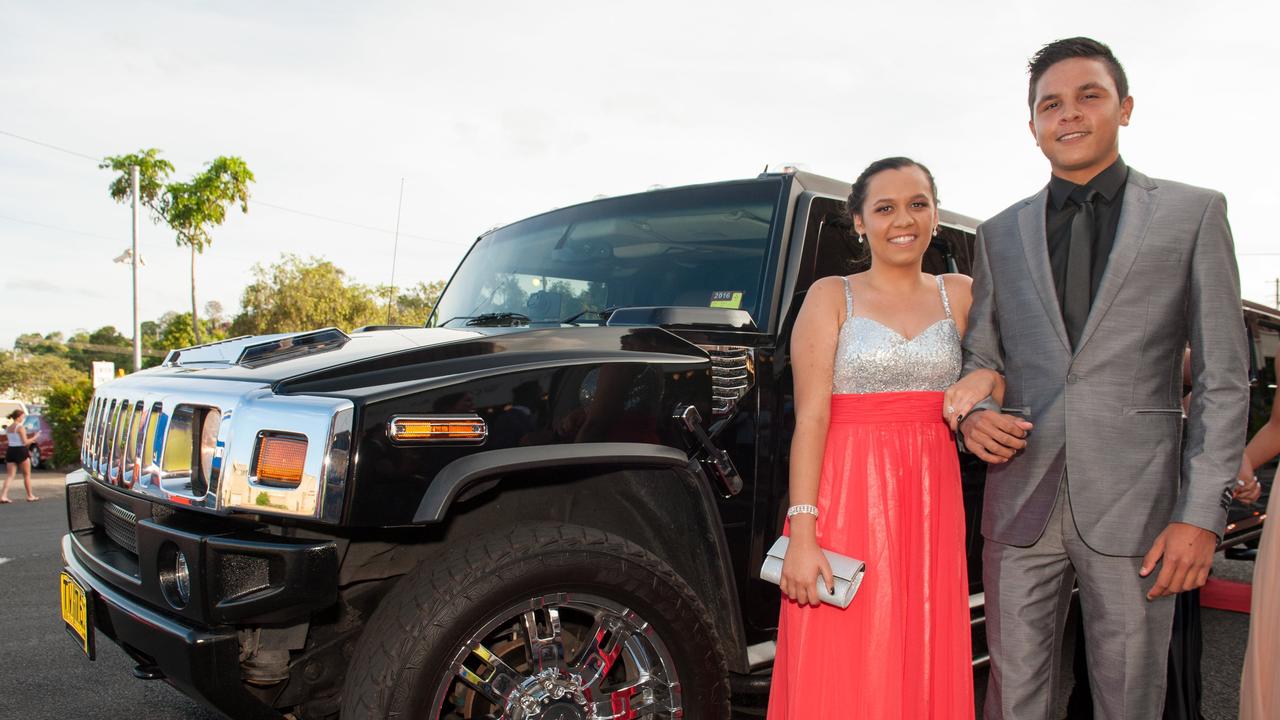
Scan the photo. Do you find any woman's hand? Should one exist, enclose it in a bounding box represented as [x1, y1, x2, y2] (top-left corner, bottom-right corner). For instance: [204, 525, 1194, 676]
[944, 369, 1004, 430]
[1234, 454, 1262, 505]
[778, 532, 833, 607]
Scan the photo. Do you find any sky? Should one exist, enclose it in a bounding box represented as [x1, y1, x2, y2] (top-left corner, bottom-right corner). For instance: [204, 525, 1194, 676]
[2, 0, 1277, 353]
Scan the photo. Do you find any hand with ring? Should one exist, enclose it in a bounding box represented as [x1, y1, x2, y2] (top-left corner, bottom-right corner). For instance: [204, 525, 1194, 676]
[1234, 454, 1262, 505]
[943, 369, 1006, 430]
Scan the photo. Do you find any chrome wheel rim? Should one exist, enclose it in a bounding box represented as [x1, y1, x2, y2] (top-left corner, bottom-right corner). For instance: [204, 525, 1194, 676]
[431, 592, 684, 719]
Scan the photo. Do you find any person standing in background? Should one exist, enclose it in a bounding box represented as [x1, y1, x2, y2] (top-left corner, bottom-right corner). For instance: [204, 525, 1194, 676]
[2, 408, 40, 503]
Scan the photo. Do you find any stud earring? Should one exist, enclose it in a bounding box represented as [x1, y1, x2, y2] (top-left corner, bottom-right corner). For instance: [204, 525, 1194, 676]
[932, 226, 939, 237]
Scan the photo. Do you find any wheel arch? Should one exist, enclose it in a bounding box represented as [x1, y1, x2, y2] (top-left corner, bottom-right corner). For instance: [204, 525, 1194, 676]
[405, 443, 750, 672]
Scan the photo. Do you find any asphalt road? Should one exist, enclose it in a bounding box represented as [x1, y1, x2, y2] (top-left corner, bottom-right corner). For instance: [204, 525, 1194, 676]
[0, 470, 1260, 719]
[0, 471, 220, 720]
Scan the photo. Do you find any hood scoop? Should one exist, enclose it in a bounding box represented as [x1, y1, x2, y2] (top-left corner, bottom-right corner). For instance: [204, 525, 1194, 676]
[164, 328, 351, 368]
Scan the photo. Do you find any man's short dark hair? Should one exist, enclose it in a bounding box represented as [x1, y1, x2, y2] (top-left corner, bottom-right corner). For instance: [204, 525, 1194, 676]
[1027, 37, 1129, 113]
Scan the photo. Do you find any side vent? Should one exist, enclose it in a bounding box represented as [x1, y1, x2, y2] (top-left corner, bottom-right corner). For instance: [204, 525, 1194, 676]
[701, 345, 754, 416]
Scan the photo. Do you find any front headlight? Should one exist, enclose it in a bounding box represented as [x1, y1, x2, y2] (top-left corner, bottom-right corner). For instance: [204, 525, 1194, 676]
[217, 390, 354, 523]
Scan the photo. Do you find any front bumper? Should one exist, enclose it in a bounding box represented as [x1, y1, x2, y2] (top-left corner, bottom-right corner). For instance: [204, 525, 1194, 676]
[61, 534, 282, 720]
[62, 471, 341, 719]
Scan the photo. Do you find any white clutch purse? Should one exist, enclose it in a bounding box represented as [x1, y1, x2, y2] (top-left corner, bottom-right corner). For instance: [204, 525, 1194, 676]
[759, 535, 866, 609]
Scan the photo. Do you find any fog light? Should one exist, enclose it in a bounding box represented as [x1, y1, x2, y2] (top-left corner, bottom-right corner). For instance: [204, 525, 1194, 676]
[174, 551, 191, 604]
[159, 543, 193, 609]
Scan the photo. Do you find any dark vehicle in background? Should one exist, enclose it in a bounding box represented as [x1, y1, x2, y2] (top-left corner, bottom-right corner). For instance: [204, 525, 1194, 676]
[1, 412, 54, 469]
[58, 170, 1270, 719]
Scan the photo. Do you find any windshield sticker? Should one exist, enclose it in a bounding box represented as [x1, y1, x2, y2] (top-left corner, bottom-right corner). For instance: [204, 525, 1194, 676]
[710, 291, 743, 309]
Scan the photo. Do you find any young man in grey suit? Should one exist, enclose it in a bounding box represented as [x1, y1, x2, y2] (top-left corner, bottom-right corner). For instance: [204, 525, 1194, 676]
[955, 37, 1249, 719]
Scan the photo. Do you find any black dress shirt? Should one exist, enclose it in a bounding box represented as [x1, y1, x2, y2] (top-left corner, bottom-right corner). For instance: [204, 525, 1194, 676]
[1045, 157, 1129, 312]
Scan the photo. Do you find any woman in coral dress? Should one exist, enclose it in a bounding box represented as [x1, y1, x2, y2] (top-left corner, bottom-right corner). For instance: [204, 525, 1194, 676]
[768, 157, 1000, 719]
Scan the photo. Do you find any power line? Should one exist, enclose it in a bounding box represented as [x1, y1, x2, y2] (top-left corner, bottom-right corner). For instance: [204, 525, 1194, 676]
[0, 127, 467, 247]
[253, 200, 465, 245]
[0, 128, 100, 161]
[0, 213, 118, 242]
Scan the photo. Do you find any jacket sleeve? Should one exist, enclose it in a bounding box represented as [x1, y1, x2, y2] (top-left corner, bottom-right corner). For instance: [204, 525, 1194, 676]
[960, 222, 1003, 416]
[1174, 192, 1250, 537]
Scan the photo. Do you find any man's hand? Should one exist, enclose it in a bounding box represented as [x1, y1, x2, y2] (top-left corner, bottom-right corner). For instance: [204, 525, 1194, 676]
[959, 410, 1033, 463]
[1140, 522, 1219, 599]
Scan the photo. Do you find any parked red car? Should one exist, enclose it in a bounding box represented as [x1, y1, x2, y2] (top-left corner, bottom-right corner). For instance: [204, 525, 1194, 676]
[1, 413, 54, 469]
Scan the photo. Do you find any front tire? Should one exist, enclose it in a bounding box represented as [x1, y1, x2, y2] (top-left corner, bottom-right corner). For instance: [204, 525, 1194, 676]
[28, 445, 40, 469]
[341, 523, 731, 719]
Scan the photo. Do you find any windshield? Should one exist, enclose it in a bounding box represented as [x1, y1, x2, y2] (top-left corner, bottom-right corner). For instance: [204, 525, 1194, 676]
[430, 179, 783, 328]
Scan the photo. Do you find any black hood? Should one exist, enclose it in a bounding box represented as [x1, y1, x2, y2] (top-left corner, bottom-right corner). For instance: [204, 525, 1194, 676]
[128, 326, 707, 401]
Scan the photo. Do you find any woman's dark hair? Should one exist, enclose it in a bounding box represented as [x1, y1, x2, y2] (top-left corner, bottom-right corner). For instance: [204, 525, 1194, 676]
[7, 409, 23, 421]
[845, 157, 939, 226]
[1027, 37, 1128, 113]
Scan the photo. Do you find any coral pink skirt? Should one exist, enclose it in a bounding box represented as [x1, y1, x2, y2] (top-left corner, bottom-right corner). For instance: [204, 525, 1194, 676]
[768, 391, 974, 719]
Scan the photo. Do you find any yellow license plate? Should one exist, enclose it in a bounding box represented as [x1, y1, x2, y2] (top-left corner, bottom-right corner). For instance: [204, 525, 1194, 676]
[60, 572, 94, 659]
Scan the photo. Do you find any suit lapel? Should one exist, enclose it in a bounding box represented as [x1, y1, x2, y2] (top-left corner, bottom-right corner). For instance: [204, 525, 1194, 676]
[1073, 170, 1159, 356]
[1016, 189, 1071, 353]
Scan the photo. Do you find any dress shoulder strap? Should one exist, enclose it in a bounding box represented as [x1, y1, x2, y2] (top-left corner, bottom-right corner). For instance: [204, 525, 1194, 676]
[841, 276, 853, 319]
[935, 275, 953, 319]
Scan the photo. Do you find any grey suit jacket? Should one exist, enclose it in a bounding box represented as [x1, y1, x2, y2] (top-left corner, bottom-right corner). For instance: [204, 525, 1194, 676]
[962, 168, 1248, 556]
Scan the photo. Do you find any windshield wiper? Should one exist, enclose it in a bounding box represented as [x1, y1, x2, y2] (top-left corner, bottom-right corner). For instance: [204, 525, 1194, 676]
[561, 306, 622, 325]
[462, 312, 531, 327]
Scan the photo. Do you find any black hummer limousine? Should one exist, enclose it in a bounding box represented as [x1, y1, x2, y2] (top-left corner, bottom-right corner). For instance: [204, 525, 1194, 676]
[60, 169, 1275, 719]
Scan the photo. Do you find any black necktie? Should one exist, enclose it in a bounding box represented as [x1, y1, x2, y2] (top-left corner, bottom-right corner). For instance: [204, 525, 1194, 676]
[1063, 187, 1097, 349]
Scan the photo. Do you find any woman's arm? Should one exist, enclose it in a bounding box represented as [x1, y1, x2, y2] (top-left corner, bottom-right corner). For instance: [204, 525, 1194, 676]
[943, 274, 1005, 428]
[779, 276, 843, 606]
[1244, 380, 1280, 472]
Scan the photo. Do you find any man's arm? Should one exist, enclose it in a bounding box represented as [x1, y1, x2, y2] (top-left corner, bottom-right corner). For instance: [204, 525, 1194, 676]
[1142, 191, 1249, 598]
[1175, 192, 1249, 534]
[961, 224, 1004, 388]
[957, 225, 1032, 461]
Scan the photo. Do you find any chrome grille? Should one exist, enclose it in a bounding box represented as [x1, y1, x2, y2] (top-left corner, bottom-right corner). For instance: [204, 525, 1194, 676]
[704, 346, 754, 416]
[81, 380, 353, 522]
[102, 501, 139, 555]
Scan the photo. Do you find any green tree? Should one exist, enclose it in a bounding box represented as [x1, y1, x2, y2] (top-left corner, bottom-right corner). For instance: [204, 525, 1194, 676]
[15, 331, 69, 358]
[158, 313, 197, 352]
[45, 377, 93, 468]
[0, 352, 83, 402]
[231, 254, 383, 335]
[374, 279, 447, 326]
[152, 312, 228, 354]
[99, 148, 174, 220]
[162, 156, 255, 343]
[102, 151, 255, 345]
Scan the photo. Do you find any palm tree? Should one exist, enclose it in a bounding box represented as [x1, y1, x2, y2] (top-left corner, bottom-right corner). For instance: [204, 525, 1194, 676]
[159, 157, 255, 344]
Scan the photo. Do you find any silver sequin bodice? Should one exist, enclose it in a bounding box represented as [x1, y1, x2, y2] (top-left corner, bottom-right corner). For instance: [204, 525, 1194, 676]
[832, 276, 963, 394]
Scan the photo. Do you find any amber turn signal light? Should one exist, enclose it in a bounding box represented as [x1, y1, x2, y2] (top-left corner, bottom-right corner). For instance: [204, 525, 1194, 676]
[388, 415, 487, 443]
[255, 434, 307, 485]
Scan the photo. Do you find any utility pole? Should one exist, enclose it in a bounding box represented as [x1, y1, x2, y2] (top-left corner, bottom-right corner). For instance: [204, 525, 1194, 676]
[130, 165, 142, 372]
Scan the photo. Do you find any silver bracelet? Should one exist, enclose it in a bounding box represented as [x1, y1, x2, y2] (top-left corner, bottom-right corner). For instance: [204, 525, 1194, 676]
[787, 504, 819, 519]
